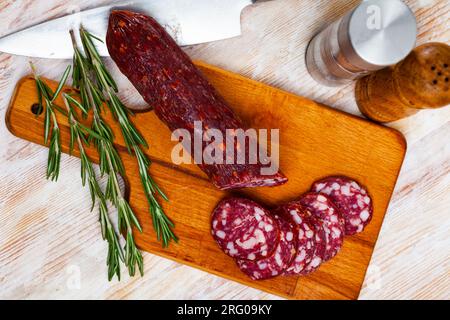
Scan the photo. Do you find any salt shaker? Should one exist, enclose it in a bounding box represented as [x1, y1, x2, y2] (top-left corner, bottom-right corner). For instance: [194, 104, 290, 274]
[306, 0, 417, 87]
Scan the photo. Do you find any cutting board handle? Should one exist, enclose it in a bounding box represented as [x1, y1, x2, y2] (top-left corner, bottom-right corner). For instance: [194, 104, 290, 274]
[6, 76, 147, 200]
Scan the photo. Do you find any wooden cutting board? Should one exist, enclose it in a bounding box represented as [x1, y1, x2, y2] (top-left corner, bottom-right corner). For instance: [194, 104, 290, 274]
[6, 61, 406, 300]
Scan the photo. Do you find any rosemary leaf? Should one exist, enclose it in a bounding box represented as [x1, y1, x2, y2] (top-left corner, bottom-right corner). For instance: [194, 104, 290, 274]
[70, 29, 146, 278]
[31, 63, 70, 182]
[79, 27, 178, 247]
[35, 81, 43, 118]
[52, 66, 71, 102]
[46, 126, 61, 181]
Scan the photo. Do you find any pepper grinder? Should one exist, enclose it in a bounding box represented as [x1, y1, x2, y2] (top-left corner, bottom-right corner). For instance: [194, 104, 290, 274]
[306, 0, 417, 87]
[356, 42, 450, 123]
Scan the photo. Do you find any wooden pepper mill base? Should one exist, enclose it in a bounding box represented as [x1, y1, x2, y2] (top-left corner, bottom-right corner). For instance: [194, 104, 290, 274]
[356, 43, 450, 123]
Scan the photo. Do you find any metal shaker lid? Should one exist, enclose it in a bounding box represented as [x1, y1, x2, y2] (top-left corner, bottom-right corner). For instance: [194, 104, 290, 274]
[340, 0, 417, 71]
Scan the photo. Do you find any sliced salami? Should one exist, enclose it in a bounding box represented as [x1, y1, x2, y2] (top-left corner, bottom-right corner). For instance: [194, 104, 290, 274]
[312, 176, 373, 235]
[273, 202, 316, 275]
[211, 198, 279, 261]
[299, 193, 345, 262]
[236, 215, 297, 280]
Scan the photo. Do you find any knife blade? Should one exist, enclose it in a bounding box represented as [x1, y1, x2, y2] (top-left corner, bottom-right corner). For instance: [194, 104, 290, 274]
[0, 0, 268, 59]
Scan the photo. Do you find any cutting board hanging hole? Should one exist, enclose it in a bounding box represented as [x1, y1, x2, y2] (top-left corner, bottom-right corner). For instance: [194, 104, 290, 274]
[31, 103, 42, 115]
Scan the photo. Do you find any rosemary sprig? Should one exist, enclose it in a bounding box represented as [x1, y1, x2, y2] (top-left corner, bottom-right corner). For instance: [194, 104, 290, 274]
[31, 63, 71, 181]
[63, 93, 123, 280]
[71, 30, 144, 277]
[79, 27, 177, 247]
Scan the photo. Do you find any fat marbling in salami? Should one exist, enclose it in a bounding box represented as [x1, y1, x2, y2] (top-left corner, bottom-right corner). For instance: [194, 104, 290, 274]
[312, 177, 373, 235]
[236, 215, 297, 280]
[273, 202, 316, 275]
[211, 198, 279, 261]
[299, 193, 345, 262]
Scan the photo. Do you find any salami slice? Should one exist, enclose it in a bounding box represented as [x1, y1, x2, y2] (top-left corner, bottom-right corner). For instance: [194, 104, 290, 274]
[299, 193, 345, 262]
[106, 11, 288, 190]
[302, 218, 327, 275]
[211, 198, 279, 261]
[236, 215, 297, 280]
[273, 202, 316, 275]
[312, 177, 373, 235]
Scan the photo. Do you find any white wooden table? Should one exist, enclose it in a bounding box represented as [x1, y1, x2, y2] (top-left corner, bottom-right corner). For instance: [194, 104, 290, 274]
[0, 0, 448, 300]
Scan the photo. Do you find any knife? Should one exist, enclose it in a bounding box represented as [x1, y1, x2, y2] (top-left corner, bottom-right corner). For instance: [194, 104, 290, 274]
[0, 0, 272, 59]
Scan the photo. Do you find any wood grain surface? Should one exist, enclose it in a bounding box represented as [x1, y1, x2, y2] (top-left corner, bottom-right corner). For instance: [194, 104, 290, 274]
[6, 63, 406, 299]
[0, 0, 448, 300]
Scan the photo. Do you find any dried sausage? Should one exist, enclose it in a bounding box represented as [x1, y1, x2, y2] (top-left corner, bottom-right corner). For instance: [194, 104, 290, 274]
[106, 11, 288, 190]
